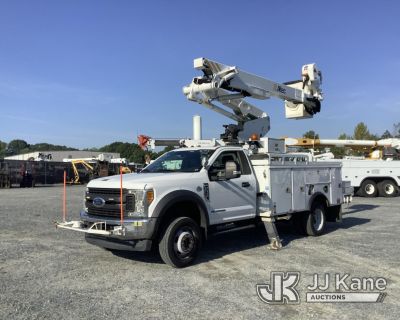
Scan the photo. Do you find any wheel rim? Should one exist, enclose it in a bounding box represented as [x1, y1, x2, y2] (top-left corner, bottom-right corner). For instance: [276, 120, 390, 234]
[365, 183, 375, 195]
[384, 184, 395, 195]
[313, 208, 324, 231]
[174, 227, 196, 257]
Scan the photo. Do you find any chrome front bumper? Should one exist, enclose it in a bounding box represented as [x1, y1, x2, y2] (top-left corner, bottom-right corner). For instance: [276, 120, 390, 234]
[55, 213, 157, 252]
[55, 211, 157, 240]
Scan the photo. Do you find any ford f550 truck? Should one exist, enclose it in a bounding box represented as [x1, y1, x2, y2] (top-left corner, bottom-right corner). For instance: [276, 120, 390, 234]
[56, 58, 351, 267]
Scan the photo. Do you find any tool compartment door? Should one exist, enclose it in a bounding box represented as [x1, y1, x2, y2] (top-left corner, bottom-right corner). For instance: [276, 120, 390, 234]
[292, 169, 306, 211]
[270, 168, 292, 214]
[330, 167, 343, 205]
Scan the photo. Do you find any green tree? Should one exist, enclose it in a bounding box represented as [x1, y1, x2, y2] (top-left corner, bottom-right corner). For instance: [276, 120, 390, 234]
[303, 130, 319, 139]
[381, 130, 392, 139]
[30, 143, 77, 152]
[82, 147, 100, 151]
[7, 139, 29, 155]
[100, 142, 148, 164]
[330, 133, 349, 158]
[353, 122, 371, 140]
[393, 122, 400, 138]
[368, 133, 380, 140]
[338, 133, 350, 140]
[0, 140, 7, 158]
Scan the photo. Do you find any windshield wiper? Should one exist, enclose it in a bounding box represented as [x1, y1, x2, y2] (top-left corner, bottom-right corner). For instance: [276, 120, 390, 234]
[141, 168, 194, 173]
[154, 169, 175, 173]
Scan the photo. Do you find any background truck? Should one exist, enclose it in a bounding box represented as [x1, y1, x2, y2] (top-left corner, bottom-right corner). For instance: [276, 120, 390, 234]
[57, 58, 351, 267]
[63, 154, 132, 184]
[286, 137, 400, 197]
[0, 159, 11, 188]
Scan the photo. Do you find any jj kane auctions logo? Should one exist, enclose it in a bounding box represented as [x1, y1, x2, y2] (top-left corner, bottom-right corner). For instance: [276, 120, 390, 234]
[257, 272, 387, 304]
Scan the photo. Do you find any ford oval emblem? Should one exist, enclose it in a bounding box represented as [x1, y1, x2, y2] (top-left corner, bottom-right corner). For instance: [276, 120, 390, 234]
[93, 197, 106, 208]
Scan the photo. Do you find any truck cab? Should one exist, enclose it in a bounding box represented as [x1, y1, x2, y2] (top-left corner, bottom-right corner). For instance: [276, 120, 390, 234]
[81, 146, 256, 265]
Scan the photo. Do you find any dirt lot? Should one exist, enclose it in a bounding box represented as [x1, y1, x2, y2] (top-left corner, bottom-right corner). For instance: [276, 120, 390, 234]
[0, 185, 399, 319]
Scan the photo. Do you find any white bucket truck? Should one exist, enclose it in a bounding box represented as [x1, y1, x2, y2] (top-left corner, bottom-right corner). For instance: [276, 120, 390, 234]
[57, 58, 351, 267]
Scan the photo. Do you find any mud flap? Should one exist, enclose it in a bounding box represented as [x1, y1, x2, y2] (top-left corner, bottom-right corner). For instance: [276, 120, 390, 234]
[326, 205, 342, 222]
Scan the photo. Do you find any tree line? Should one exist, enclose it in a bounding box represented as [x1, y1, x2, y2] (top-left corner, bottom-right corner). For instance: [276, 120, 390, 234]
[0, 139, 78, 159]
[302, 122, 400, 157]
[2, 122, 398, 161]
[303, 122, 400, 141]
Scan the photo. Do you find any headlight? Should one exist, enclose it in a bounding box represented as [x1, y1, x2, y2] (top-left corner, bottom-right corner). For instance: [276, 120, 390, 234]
[127, 189, 154, 217]
[134, 190, 144, 213]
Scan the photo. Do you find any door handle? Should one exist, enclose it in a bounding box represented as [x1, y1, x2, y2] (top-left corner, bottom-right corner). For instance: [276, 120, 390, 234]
[242, 182, 250, 188]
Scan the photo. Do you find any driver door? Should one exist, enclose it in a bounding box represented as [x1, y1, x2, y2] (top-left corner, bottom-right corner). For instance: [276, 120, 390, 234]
[207, 150, 256, 224]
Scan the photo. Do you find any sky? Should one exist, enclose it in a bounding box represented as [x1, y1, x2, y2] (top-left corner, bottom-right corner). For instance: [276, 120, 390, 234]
[0, 0, 399, 149]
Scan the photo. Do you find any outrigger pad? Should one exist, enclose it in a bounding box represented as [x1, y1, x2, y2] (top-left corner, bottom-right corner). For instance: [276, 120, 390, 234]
[262, 218, 283, 250]
[267, 238, 283, 250]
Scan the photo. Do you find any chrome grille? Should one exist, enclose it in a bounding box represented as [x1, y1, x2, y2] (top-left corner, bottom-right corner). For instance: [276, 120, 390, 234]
[85, 188, 135, 218]
[88, 188, 122, 195]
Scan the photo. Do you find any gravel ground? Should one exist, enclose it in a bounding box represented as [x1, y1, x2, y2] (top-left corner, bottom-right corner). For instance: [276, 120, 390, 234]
[0, 185, 399, 320]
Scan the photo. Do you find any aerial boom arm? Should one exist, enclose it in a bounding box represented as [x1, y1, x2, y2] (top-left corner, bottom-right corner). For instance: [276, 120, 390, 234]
[183, 58, 323, 140]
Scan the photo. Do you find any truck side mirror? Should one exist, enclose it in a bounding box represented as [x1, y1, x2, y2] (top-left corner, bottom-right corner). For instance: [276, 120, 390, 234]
[201, 156, 208, 168]
[225, 161, 241, 180]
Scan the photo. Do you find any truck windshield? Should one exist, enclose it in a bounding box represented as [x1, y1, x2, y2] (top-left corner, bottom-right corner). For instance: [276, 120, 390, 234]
[141, 150, 214, 173]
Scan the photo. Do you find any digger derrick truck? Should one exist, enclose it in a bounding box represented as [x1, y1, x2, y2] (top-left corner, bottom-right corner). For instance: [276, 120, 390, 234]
[56, 58, 351, 268]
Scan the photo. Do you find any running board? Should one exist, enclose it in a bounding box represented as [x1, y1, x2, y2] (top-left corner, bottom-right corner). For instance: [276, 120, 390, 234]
[210, 223, 257, 236]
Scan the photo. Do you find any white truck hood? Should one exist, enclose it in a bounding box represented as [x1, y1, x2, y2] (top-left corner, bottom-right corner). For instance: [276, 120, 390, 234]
[87, 172, 199, 189]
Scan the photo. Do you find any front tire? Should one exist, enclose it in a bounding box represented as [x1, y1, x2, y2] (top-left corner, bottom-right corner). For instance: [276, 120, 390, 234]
[158, 217, 202, 268]
[305, 202, 327, 236]
[378, 180, 398, 197]
[359, 179, 378, 197]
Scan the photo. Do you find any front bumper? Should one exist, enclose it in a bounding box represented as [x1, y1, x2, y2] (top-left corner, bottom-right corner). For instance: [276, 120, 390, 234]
[55, 211, 158, 251]
[79, 210, 157, 240]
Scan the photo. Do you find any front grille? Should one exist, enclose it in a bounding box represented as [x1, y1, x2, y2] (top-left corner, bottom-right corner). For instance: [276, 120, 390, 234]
[85, 188, 135, 218]
[86, 203, 122, 217]
[88, 187, 124, 195]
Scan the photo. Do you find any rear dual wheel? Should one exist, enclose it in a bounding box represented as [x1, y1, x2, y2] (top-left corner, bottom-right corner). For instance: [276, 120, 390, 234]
[359, 179, 399, 197]
[305, 203, 327, 236]
[292, 202, 327, 236]
[378, 180, 398, 197]
[359, 179, 378, 197]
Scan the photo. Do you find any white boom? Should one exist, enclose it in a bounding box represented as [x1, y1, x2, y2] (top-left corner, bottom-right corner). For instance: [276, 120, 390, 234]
[62, 153, 128, 164]
[285, 138, 400, 150]
[183, 58, 323, 141]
